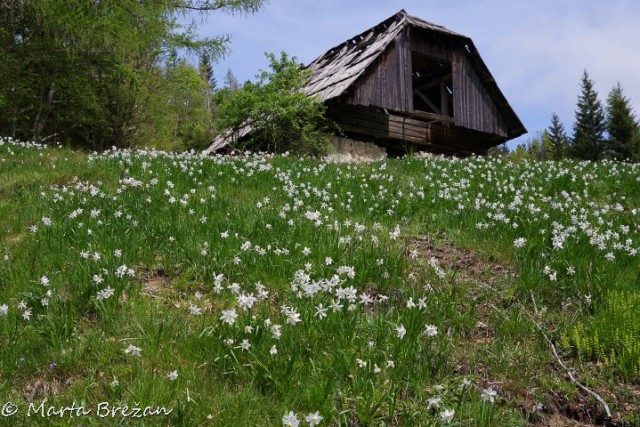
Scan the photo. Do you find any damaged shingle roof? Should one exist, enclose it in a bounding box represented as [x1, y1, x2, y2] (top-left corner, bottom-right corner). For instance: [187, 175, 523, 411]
[302, 9, 466, 102]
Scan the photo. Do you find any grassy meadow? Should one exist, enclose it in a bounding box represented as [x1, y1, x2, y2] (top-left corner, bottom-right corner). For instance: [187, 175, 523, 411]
[0, 137, 639, 426]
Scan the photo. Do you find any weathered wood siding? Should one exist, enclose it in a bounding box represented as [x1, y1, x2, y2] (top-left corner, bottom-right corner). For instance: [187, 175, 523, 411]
[452, 51, 508, 137]
[410, 30, 452, 62]
[328, 104, 495, 156]
[341, 27, 511, 140]
[342, 34, 411, 111]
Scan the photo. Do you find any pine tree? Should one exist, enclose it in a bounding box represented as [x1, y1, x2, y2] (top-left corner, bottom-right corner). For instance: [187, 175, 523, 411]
[198, 53, 217, 92]
[547, 113, 569, 160]
[605, 83, 638, 161]
[571, 70, 606, 160]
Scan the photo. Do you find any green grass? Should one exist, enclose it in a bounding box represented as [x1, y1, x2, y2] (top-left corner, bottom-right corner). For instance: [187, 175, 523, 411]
[1, 138, 639, 425]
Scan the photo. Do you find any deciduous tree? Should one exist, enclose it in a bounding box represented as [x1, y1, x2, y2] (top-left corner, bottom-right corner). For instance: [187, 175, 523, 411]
[0, 0, 266, 149]
[215, 52, 334, 155]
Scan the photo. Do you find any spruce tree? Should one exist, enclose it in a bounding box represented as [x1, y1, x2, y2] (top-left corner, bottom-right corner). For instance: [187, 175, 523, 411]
[547, 113, 569, 160]
[198, 53, 217, 92]
[571, 70, 606, 160]
[605, 83, 638, 161]
[224, 70, 240, 92]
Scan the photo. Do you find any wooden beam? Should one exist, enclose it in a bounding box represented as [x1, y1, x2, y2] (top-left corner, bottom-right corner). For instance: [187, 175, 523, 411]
[407, 110, 455, 124]
[414, 89, 441, 115]
[440, 81, 449, 117]
[413, 73, 452, 93]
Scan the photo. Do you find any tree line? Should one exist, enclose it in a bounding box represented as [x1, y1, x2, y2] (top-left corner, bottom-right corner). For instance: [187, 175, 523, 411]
[0, 0, 265, 151]
[494, 70, 640, 162]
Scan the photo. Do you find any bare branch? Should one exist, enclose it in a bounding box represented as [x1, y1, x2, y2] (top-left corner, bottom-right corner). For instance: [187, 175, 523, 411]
[526, 293, 612, 420]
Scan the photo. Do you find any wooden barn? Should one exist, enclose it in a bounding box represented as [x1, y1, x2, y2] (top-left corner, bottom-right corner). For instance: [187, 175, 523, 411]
[206, 10, 526, 156]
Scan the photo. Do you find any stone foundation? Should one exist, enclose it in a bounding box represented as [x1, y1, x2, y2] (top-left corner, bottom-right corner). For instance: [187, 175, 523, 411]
[325, 137, 386, 163]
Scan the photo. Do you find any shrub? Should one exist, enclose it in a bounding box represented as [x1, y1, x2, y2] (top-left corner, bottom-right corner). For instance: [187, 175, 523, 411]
[215, 52, 334, 156]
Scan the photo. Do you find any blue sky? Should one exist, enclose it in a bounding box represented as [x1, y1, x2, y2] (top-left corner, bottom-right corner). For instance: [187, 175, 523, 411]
[186, 0, 640, 148]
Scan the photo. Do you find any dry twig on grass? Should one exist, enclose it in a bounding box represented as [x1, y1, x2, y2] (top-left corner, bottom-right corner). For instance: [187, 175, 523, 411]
[527, 293, 612, 421]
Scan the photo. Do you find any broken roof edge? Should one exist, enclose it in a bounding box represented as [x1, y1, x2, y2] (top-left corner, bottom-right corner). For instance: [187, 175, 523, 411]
[306, 9, 466, 65]
[302, 9, 474, 103]
[304, 10, 407, 67]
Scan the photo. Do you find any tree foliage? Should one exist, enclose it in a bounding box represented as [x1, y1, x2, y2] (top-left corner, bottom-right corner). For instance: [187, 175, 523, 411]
[223, 70, 241, 92]
[486, 144, 510, 158]
[199, 53, 217, 93]
[605, 83, 639, 161]
[571, 70, 606, 160]
[0, 0, 266, 149]
[547, 112, 569, 160]
[215, 52, 334, 155]
[510, 131, 553, 161]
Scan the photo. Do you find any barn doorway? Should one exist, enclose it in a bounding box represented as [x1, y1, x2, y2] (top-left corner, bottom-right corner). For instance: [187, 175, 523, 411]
[411, 52, 453, 117]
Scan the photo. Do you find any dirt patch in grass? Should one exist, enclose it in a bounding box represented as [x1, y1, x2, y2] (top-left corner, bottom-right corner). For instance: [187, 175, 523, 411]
[140, 268, 171, 297]
[529, 388, 613, 426]
[539, 413, 597, 427]
[407, 234, 515, 286]
[406, 235, 626, 426]
[22, 373, 77, 401]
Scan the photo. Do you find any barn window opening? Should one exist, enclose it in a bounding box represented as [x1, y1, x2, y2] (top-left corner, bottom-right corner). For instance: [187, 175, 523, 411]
[411, 52, 453, 117]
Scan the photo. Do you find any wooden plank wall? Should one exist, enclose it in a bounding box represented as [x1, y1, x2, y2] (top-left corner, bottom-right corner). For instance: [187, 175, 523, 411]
[452, 50, 509, 137]
[328, 105, 496, 155]
[397, 28, 413, 112]
[340, 26, 511, 143]
[342, 39, 409, 111]
[410, 30, 452, 62]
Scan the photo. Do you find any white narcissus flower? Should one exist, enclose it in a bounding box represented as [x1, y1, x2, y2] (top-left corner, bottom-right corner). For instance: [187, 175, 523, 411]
[286, 310, 302, 326]
[440, 409, 455, 423]
[96, 287, 115, 301]
[220, 308, 238, 325]
[427, 397, 441, 409]
[481, 387, 497, 403]
[314, 304, 328, 319]
[513, 237, 527, 248]
[189, 304, 202, 316]
[282, 411, 299, 427]
[305, 411, 323, 426]
[424, 324, 438, 336]
[166, 370, 178, 381]
[124, 344, 142, 357]
[396, 324, 406, 339]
